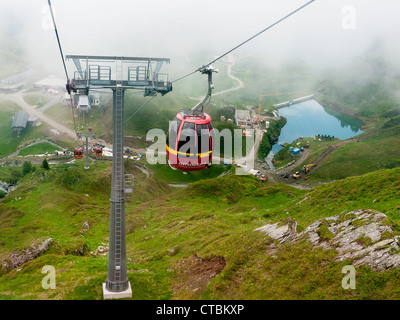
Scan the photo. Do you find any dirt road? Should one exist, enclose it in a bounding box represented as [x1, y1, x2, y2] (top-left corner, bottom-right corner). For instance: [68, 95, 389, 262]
[190, 54, 245, 101]
[213, 54, 245, 96]
[0, 92, 76, 139]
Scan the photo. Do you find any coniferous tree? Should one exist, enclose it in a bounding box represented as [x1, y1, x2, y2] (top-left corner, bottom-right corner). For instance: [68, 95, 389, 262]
[42, 158, 50, 170]
[22, 160, 32, 176]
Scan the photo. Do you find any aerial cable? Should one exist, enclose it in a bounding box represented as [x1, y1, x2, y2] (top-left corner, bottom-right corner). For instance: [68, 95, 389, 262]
[172, 0, 316, 83]
[48, 0, 78, 139]
[124, 94, 158, 124]
[47, 0, 69, 80]
[171, 70, 198, 84]
[204, 0, 316, 67]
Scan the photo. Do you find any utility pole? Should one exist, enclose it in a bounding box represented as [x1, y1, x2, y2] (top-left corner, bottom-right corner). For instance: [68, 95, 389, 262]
[66, 55, 172, 299]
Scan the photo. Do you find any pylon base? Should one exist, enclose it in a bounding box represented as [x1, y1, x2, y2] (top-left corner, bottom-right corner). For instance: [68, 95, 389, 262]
[103, 282, 132, 300]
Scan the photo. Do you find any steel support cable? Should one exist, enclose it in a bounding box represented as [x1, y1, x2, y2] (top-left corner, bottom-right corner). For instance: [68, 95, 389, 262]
[171, 0, 316, 84]
[48, 0, 78, 139]
[69, 93, 78, 144]
[124, 94, 158, 124]
[171, 70, 198, 84]
[48, 0, 68, 80]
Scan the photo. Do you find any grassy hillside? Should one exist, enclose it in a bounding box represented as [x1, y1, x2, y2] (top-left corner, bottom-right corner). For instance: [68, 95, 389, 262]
[287, 112, 400, 184]
[0, 99, 56, 158]
[2, 160, 400, 300]
[146, 162, 227, 184]
[18, 142, 63, 157]
[0, 100, 21, 157]
[316, 40, 400, 119]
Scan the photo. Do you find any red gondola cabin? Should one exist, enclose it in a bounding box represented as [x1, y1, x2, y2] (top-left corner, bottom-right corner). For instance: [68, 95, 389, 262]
[74, 147, 84, 159]
[166, 110, 213, 171]
[93, 146, 103, 157]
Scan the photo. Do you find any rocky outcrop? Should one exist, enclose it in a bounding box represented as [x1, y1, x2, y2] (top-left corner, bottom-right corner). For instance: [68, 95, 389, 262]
[90, 245, 109, 256]
[80, 221, 90, 233]
[254, 217, 298, 245]
[255, 209, 400, 271]
[1, 238, 53, 272]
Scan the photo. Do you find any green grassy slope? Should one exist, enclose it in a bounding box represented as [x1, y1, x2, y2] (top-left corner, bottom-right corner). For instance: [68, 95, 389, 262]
[0, 100, 21, 157]
[0, 99, 60, 158]
[2, 161, 400, 300]
[18, 142, 63, 156]
[293, 113, 400, 183]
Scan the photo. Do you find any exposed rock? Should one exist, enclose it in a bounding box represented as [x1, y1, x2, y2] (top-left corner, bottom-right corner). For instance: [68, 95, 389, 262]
[80, 221, 90, 233]
[255, 209, 400, 271]
[90, 245, 109, 256]
[1, 238, 53, 272]
[254, 217, 297, 246]
[167, 245, 179, 256]
[66, 241, 89, 256]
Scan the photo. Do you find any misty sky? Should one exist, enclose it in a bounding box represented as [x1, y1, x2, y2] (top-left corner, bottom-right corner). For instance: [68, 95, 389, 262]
[1, 0, 400, 77]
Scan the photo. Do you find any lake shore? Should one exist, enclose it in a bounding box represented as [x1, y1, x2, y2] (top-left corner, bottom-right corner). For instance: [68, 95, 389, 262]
[314, 94, 362, 119]
[276, 99, 364, 145]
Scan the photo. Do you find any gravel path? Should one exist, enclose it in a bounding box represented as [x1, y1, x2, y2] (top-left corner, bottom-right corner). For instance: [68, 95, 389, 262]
[0, 92, 76, 138]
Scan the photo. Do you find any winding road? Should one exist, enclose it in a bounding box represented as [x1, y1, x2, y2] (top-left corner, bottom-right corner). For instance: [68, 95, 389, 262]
[190, 54, 245, 101]
[213, 54, 245, 96]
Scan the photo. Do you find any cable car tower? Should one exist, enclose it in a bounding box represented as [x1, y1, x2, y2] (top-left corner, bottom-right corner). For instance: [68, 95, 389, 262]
[66, 55, 172, 299]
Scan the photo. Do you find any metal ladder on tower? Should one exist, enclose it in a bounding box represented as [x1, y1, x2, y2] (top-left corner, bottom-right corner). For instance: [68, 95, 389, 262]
[114, 87, 124, 285]
[124, 174, 134, 201]
[116, 56, 123, 85]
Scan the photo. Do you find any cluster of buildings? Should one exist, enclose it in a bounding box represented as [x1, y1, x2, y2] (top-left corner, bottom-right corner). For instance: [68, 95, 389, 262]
[234, 110, 252, 129]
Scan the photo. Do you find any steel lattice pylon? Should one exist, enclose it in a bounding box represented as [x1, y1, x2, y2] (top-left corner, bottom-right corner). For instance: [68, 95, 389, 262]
[66, 55, 172, 299]
[107, 88, 128, 292]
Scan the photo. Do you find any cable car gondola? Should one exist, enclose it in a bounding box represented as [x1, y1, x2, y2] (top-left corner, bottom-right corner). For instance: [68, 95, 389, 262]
[74, 147, 84, 159]
[166, 66, 217, 171]
[93, 146, 103, 157]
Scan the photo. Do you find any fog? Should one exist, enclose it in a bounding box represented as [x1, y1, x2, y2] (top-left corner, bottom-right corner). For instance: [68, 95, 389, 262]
[1, 0, 400, 78]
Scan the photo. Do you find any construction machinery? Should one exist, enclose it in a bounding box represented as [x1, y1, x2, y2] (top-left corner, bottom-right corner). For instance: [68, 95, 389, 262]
[124, 147, 135, 155]
[292, 163, 316, 179]
[304, 163, 316, 173]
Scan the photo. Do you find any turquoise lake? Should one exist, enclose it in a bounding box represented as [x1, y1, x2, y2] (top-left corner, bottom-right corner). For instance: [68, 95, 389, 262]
[271, 99, 364, 154]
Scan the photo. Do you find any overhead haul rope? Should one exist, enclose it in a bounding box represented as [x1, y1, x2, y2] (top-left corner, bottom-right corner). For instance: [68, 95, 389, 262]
[126, 0, 316, 121]
[124, 94, 158, 124]
[172, 0, 316, 83]
[48, 0, 78, 140]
